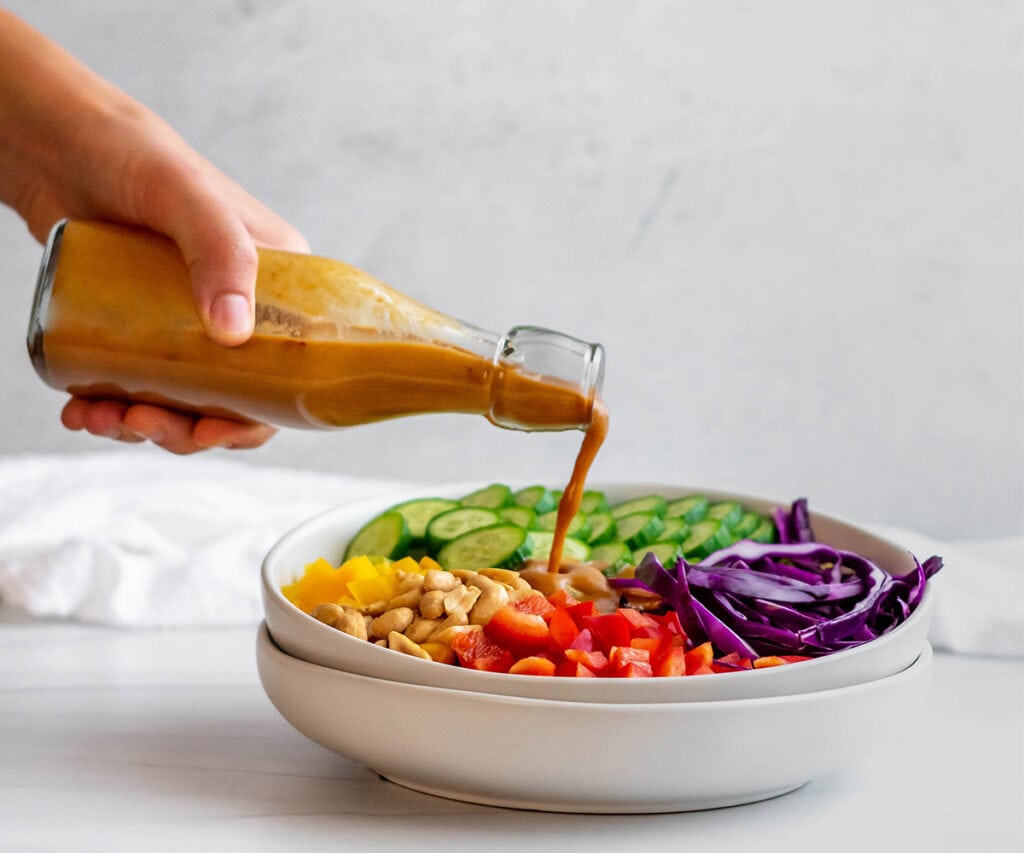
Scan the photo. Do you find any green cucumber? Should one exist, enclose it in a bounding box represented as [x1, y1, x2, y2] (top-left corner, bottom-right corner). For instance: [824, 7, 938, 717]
[498, 505, 536, 529]
[657, 516, 690, 544]
[750, 517, 777, 544]
[731, 511, 763, 540]
[610, 495, 669, 520]
[388, 497, 460, 542]
[344, 510, 412, 561]
[536, 509, 592, 542]
[633, 542, 683, 566]
[513, 485, 558, 514]
[614, 511, 666, 549]
[590, 540, 630, 569]
[437, 523, 533, 571]
[426, 507, 502, 550]
[579, 490, 609, 514]
[461, 483, 515, 509]
[585, 511, 617, 545]
[665, 494, 709, 523]
[706, 500, 743, 530]
[681, 519, 733, 559]
[527, 531, 591, 564]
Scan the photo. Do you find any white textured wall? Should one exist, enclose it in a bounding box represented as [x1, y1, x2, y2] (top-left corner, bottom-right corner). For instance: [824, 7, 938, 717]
[1, 1, 1020, 540]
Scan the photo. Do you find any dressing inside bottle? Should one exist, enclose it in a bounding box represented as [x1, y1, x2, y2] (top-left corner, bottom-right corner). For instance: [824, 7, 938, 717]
[27, 220, 604, 434]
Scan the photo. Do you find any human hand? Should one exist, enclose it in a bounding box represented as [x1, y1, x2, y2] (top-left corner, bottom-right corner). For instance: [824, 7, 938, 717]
[0, 10, 308, 454]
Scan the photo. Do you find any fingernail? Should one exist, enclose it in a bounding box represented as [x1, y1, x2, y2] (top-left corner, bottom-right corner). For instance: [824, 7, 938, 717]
[209, 293, 253, 339]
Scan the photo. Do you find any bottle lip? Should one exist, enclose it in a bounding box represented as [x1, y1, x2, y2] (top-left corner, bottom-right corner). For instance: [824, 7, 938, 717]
[26, 218, 67, 385]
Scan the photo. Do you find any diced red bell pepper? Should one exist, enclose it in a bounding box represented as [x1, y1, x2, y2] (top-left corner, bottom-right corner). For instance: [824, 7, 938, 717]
[658, 609, 687, 641]
[568, 627, 598, 653]
[711, 651, 754, 673]
[548, 606, 580, 650]
[545, 589, 575, 609]
[484, 601, 551, 655]
[564, 647, 610, 674]
[565, 598, 597, 628]
[653, 645, 687, 677]
[616, 608, 660, 631]
[753, 655, 811, 668]
[609, 646, 654, 678]
[629, 637, 665, 655]
[584, 613, 632, 653]
[450, 630, 514, 673]
[514, 593, 556, 620]
[509, 656, 557, 676]
[556, 659, 597, 678]
[684, 641, 714, 675]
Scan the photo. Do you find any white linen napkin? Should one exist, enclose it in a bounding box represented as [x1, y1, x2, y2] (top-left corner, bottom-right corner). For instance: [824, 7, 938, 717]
[0, 450, 413, 627]
[0, 450, 1020, 657]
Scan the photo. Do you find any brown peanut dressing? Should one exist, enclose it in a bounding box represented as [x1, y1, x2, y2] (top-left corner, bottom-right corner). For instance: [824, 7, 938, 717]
[546, 398, 608, 572]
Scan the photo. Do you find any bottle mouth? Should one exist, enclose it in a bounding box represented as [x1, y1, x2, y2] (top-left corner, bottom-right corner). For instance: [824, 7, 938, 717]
[26, 219, 67, 385]
[489, 324, 605, 432]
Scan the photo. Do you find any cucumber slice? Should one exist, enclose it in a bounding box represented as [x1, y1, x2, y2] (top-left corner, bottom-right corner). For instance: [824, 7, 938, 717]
[388, 497, 460, 541]
[344, 510, 412, 560]
[614, 511, 666, 549]
[665, 494, 709, 523]
[681, 519, 733, 559]
[731, 511, 763, 540]
[426, 507, 502, 550]
[590, 540, 630, 571]
[498, 505, 536, 529]
[585, 511, 617, 545]
[579, 490, 609, 515]
[437, 523, 533, 571]
[513, 485, 558, 514]
[657, 516, 690, 544]
[536, 509, 592, 542]
[633, 542, 683, 566]
[610, 495, 669, 520]
[461, 483, 515, 509]
[705, 501, 744, 530]
[750, 518, 777, 544]
[527, 531, 591, 564]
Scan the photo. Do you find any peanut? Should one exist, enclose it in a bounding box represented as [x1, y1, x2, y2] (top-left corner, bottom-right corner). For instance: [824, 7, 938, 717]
[428, 611, 469, 641]
[386, 587, 423, 610]
[336, 607, 369, 641]
[405, 617, 442, 644]
[419, 589, 446, 620]
[387, 631, 432, 661]
[309, 603, 343, 627]
[423, 569, 459, 592]
[369, 606, 416, 640]
[466, 574, 509, 625]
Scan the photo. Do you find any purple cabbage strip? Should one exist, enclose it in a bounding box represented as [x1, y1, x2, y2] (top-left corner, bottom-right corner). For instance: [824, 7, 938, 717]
[608, 499, 943, 659]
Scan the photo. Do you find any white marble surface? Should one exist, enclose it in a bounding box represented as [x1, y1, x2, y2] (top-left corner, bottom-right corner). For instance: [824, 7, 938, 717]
[1, 604, 1021, 853]
[0, 1, 1020, 542]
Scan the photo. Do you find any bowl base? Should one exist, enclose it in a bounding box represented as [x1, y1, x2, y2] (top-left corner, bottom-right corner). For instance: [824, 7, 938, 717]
[377, 772, 809, 814]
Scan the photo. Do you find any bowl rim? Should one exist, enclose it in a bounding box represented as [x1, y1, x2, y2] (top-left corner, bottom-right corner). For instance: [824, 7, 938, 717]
[257, 620, 934, 712]
[261, 479, 934, 688]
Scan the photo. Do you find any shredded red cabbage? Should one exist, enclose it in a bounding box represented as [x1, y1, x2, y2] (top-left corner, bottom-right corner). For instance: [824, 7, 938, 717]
[609, 499, 943, 658]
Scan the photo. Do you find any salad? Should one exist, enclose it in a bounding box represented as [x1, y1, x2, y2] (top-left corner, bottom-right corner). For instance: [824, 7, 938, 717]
[281, 484, 942, 678]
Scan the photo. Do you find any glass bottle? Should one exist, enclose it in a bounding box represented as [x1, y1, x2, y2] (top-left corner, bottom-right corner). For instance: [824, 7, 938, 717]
[27, 219, 604, 432]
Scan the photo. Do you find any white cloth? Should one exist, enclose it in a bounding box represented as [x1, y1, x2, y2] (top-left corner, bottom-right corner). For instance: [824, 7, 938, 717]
[0, 451, 1020, 658]
[0, 450, 411, 627]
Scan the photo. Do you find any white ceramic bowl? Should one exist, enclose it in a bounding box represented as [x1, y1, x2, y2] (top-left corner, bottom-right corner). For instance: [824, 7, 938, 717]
[262, 482, 934, 703]
[257, 622, 933, 813]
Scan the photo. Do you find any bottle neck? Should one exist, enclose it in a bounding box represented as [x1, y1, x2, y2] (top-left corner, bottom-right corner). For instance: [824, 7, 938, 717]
[485, 325, 604, 432]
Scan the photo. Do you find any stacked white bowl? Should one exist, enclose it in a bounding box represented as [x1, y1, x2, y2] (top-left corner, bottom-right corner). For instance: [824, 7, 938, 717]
[258, 483, 935, 813]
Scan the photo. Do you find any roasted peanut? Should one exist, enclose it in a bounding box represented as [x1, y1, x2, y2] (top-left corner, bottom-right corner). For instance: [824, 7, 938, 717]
[423, 569, 459, 592]
[386, 587, 423, 610]
[396, 573, 425, 593]
[364, 599, 389, 616]
[309, 603, 344, 627]
[336, 607, 369, 641]
[478, 568, 531, 591]
[466, 574, 509, 625]
[387, 631, 432, 661]
[427, 610, 469, 641]
[419, 589, 446, 620]
[369, 606, 416, 640]
[405, 617, 443, 644]
[433, 623, 480, 645]
[443, 585, 481, 617]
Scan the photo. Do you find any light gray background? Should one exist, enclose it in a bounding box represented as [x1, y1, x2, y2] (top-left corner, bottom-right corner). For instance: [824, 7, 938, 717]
[1, 1, 1020, 540]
